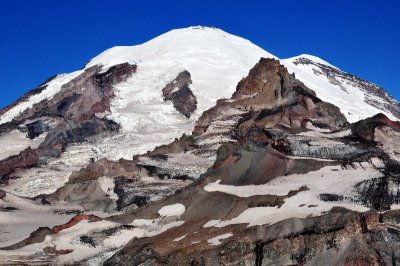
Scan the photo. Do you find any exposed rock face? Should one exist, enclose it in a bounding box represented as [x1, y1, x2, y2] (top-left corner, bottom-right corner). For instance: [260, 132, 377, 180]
[162, 71, 197, 118]
[51, 214, 102, 234]
[195, 58, 347, 136]
[22, 120, 50, 139]
[0, 63, 136, 182]
[1, 63, 136, 127]
[0, 147, 39, 182]
[351, 113, 400, 142]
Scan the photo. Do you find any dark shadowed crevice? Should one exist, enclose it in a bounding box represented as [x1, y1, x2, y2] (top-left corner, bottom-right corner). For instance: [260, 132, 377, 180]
[254, 240, 264, 266]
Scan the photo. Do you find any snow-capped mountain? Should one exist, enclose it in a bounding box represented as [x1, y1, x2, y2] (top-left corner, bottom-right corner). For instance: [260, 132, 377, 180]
[0, 26, 400, 265]
[0, 26, 397, 170]
[1, 26, 398, 137]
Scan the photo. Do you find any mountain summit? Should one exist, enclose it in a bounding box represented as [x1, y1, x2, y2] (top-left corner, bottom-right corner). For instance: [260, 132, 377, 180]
[0, 27, 399, 265]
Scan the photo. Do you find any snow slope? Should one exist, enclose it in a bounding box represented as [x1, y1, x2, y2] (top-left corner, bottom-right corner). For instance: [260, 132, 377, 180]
[0, 70, 83, 125]
[282, 55, 399, 123]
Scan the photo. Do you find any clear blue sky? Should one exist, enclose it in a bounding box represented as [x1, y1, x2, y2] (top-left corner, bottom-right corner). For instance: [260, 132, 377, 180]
[0, 0, 399, 108]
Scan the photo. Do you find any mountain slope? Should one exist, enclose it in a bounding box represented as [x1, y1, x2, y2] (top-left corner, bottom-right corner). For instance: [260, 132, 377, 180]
[0, 27, 399, 265]
[2, 58, 399, 265]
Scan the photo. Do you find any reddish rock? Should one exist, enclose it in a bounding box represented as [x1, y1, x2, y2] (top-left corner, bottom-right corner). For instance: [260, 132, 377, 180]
[162, 71, 197, 118]
[52, 214, 102, 234]
[351, 113, 400, 142]
[0, 147, 39, 180]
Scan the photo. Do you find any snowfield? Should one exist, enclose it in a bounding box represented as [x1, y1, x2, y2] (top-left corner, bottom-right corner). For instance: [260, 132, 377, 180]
[204, 162, 380, 228]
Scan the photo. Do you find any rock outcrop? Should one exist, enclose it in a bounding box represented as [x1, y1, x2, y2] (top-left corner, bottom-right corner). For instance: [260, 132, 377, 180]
[162, 71, 197, 118]
[0, 63, 136, 182]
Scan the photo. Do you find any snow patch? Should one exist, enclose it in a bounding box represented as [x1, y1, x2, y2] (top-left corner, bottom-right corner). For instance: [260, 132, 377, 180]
[207, 233, 233, 246]
[158, 203, 186, 217]
[0, 210, 185, 264]
[98, 177, 118, 201]
[173, 234, 187, 242]
[204, 163, 380, 198]
[203, 220, 221, 228]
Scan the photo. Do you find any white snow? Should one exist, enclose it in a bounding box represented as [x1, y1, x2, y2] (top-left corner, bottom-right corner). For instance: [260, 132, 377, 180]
[98, 176, 118, 201]
[0, 130, 46, 160]
[170, 86, 180, 94]
[0, 70, 83, 125]
[0, 27, 397, 161]
[173, 234, 187, 242]
[3, 141, 96, 197]
[203, 220, 221, 228]
[298, 129, 352, 139]
[282, 56, 398, 123]
[158, 203, 186, 217]
[390, 204, 400, 211]
[84, 26, 399, 159]
[204, 162, 380, 228]
[0, 193, 77, 248]
[0, 209, 185, 264]
[1, 26, 397, 162]
[207, 233, 233, 246]
[204, 163, 380, 198]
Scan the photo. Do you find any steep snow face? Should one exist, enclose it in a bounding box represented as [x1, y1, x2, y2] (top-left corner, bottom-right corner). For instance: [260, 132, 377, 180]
[89, 26, 274, 155]
[282, 55, 399, 123]
[0, 70, 83, 125]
